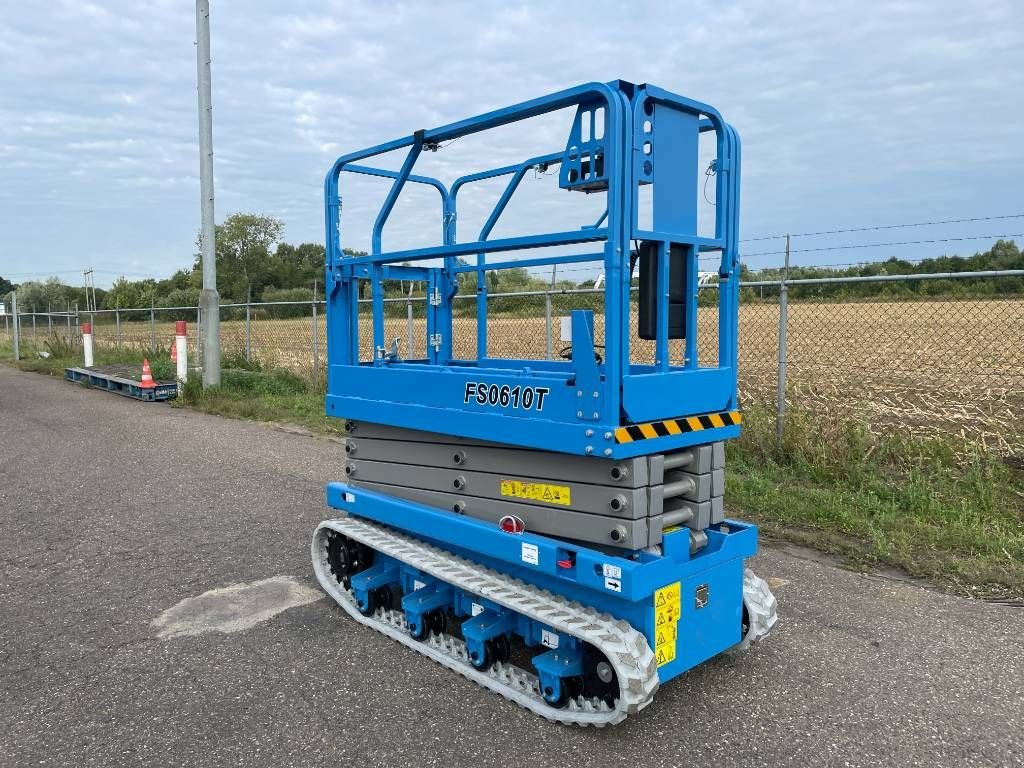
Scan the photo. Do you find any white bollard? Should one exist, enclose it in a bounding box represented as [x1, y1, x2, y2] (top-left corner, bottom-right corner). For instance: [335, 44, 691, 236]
[82, 322, 94, 368]
[175, 320, 188, 384]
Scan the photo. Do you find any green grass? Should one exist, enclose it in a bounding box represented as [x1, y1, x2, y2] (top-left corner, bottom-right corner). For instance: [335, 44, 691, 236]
[728, 404, 1024, 598]
[0, 335, 176, 380]
[2, 336, 1020, 596]
[176, 366, 342, 434]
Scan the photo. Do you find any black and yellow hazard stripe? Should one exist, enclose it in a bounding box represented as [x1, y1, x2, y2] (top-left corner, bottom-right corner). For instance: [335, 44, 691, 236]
[614, 410, 742, 444]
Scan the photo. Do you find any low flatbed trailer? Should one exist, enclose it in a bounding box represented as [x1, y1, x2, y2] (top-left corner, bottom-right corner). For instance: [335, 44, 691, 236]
[64, 365, 177, 402]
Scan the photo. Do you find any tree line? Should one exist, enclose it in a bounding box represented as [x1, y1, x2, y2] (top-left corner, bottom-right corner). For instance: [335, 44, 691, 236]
[3, 212, 1019, 314]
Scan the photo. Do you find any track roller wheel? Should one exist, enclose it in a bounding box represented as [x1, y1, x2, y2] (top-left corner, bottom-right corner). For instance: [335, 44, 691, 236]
[542, 675, 583, 708]
[409, 609, 446, 641]
[487, 635, 511, 666]
[469, 634, 511, 670]
[468, 644, 491, 670]
[358, 586, 393, 617]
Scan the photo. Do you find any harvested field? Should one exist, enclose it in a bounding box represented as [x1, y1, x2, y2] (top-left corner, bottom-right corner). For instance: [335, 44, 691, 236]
[18, 296, 1022, 453]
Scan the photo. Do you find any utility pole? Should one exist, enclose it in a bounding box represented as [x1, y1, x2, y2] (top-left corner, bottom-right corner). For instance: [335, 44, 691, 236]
[196, 0, 220, 386]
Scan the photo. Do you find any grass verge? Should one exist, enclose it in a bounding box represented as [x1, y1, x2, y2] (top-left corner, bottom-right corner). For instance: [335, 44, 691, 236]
[176, 364, 341, 435]
[2, 337, 1020, 596]
[729, 404, 1024, 598]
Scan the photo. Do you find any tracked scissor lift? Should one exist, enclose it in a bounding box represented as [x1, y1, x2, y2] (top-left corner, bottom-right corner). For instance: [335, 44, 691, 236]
[312, 81, 777, 725]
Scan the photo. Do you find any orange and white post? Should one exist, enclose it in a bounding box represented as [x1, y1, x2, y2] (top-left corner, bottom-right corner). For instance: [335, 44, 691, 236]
[175, 321, 188, 385]
[82, 322, 94, 367]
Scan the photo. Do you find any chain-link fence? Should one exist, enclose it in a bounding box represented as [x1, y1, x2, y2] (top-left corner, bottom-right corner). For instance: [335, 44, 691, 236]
[3, 270, 1021, 453]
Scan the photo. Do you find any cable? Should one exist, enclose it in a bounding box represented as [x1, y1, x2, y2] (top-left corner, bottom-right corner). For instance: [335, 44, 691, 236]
[741, 213, 1024, 243]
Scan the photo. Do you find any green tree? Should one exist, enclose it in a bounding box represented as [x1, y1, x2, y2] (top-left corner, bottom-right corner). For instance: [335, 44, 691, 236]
[196, 213, 285, 301]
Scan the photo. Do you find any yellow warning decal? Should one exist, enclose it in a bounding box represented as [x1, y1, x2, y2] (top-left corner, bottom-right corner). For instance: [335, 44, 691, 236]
[499, 480, 571, 506]
[614, 410, 742, 444]
[654, 581, 681, 666]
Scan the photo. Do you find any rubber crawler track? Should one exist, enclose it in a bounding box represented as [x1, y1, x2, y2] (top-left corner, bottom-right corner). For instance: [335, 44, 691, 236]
[312, 516, 659, 726]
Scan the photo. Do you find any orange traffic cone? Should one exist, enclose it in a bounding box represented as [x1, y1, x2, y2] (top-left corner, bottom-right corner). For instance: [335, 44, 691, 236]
[170, 340, 177, 363]
[140, 359, 156, 389]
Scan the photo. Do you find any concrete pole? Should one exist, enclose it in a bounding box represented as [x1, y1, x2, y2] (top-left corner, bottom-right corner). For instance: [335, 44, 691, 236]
[775, 234, 790, 442]
[196, 0, 220, 386]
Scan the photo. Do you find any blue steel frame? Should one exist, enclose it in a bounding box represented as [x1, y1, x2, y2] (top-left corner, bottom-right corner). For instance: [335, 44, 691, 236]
[323, 80, 742, 460]
[326, 484, 755, 684]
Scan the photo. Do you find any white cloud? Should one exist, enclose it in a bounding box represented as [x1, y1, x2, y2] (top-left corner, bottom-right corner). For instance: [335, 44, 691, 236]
[0, 0, 1021, 284]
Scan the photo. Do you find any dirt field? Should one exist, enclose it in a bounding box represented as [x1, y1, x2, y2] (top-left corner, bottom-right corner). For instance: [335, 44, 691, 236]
[16, 296, 1022, 452]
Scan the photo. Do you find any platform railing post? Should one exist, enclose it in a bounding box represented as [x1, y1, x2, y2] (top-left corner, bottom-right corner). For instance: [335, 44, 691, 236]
[775, 234, 790, 443]
[544, 291, 553, 360]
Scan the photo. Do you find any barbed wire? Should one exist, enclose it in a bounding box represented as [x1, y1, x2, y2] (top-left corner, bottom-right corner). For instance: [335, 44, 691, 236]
[741, 233, 1023, 259]
[740, 213, 1024, 243]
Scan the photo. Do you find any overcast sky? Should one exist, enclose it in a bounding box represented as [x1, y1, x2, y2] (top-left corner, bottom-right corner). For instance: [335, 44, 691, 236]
[1, 0, 1021, 287]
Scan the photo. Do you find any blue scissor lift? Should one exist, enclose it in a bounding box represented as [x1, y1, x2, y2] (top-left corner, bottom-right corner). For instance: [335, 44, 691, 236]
[312, 80, 776, 726]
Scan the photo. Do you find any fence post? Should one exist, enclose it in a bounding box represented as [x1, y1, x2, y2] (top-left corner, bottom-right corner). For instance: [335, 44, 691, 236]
[196, 307, 202, 369]
[544, 292, 553, 360]
[115, 306, 121, 348]
[776, 234, 790, 442]
[312, 281, 319, 375]
[150, 300, 157, 350]
[32, 306, 37, 338]
[406, 298, 413, 356]
[12, 294, 19, 360]
[48, 302, 52, 335]
[245, 285, 252, 362]
[66, 300, 72, 340]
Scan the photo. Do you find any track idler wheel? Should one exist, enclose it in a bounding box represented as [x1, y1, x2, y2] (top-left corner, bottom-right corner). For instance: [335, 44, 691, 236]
[581, 645, 620, 706]
[326, 532, 372, 588]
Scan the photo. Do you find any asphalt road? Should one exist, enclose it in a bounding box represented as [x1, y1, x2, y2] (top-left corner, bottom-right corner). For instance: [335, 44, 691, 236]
[1, 365, 1021, 767]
